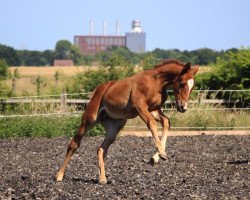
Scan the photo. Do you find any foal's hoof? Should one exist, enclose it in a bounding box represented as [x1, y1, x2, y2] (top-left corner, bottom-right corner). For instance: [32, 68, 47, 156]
[159, 153, 167, 160]
[99, 179, 107, 185]
[149, 157, 157, 166]
[55, 172, 64, 182]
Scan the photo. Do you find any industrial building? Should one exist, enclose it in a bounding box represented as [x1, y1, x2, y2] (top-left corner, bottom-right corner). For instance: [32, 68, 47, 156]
[125, 20, 146, 53]
[74, 20, 146, 54]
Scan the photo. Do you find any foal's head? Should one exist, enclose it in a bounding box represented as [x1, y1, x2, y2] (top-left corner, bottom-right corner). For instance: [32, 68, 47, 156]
[173, 62, 199, 113]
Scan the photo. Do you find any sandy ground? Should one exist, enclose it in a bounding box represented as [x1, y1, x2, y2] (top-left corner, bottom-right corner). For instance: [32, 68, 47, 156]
[120, 130, 250, 137]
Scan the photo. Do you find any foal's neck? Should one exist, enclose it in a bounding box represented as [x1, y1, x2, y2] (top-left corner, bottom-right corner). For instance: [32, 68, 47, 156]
[155, 64, 182, 87]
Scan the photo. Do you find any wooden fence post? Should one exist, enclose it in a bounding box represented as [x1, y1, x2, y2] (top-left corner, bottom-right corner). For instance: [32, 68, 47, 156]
[61, 91, 67, 112]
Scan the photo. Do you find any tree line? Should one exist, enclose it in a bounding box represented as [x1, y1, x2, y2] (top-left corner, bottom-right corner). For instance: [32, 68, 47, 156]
[0, 40, 239, 67]
[66, 48, 250, 92]
[0, 39, 249, 100]
[0, 40, 82, 66]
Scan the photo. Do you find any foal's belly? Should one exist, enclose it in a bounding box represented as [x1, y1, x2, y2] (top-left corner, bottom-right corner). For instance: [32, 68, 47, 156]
[103, 105, 138, 119]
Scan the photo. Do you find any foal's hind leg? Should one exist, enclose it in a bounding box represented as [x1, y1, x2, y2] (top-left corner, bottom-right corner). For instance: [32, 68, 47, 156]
[97, 118, 126, 184]
[150, 109, 170, 165]
[56, 116, 96, 182]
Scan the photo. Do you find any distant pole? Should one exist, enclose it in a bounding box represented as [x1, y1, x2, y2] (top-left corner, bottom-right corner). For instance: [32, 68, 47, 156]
[103, 20, 107, 35]
[116, 20, 120, 35]
[61, 91, 67, 112]
[90, 20, 93, 35]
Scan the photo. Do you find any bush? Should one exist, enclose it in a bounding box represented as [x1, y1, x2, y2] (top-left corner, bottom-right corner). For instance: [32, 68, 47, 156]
[0, 108, 249, 139]
[66, 65, 135, 94]
[196, 48, 250, 90]
[0, 115, 105, 139]
[0, 59, 8, 80]
[128, 110, 249, 131]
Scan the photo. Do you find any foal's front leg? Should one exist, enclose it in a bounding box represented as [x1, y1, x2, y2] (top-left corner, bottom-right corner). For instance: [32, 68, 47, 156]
[150, 109, 170, 165]
[136, 106, 166, 159]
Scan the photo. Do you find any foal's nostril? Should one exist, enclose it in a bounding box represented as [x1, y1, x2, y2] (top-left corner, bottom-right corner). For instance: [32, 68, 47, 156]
[176, 101, 188, 112]
[181, 106, 187, 112]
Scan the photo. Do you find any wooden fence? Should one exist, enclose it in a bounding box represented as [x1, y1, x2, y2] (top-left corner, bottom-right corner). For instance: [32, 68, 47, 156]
[0, 90, 249, 112]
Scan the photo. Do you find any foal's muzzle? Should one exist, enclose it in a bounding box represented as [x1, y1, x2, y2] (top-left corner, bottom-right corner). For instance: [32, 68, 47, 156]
[176, 100, 188, 113]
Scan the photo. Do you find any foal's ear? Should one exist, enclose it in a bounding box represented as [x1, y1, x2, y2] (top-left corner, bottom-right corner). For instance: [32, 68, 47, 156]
[191, 65, 199, 75]
[179, 62, 191, 77]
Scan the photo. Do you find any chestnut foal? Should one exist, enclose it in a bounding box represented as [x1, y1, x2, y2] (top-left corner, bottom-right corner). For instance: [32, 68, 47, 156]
[56, 59, 199, 184]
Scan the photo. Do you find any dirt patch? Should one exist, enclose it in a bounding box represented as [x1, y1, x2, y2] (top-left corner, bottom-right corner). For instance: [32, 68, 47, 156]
[0, 134, 249, 199]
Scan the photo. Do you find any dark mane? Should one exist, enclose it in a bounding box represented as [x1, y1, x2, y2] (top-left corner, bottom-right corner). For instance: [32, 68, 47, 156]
[154, 59, 185, 68]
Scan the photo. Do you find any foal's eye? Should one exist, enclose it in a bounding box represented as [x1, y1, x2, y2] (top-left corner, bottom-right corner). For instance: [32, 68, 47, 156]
[180, 83, 185, 88]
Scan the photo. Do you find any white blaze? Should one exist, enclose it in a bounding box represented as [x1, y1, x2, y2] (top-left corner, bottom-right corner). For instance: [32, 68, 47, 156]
[183, 79, 194, 110]
[187, 79, 194, 93]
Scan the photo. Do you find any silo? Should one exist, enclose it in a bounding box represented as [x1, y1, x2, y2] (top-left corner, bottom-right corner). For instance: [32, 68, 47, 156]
[125, 20, 146, 53]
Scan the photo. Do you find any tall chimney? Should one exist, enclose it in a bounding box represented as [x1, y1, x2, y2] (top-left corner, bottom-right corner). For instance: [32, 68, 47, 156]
[89, 20, 93, 35]
[116, 20, 120, 35]
[103, 20, 107, 35]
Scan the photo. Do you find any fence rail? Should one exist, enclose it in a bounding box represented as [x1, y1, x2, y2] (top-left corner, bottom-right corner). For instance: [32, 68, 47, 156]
[0, 90, 249, 131]
[0, 90, 249, 104]
[0, 89, 249, 100]
[1, 98, 242, 104]
[1, 90, 249, 110]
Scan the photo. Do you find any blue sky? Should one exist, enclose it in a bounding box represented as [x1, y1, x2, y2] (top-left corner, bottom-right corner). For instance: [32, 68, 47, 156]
[1, 0, 250, 51]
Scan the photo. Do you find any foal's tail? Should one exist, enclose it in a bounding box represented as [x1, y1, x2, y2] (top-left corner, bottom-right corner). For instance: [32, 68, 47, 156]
[81, 81, 113, 128]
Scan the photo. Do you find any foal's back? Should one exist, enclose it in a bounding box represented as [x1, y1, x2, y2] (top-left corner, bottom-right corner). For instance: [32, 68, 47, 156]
[101, 69, 162, 119]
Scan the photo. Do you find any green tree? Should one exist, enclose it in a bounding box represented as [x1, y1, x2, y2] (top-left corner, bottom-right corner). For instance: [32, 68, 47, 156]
[55, 40, 84, 65]
[142, 52, 158, 70]
[0, 59, 8, 80]
[150, 48, 223, 65]
[18, 50, 47, 66]
[151, 48, 182, 60]
[43, 50, 55, 65]
[55, 40, 72, 60]
[100, 51, 135, 80]
[66, 64, 135, 95]
[101, 52, 125, 68]
[71, 45, 84, 65]
[191, 48, 218, 65]
[196, 48, 250, 90]
[0, 44, 21, 66]
[0, 59, 9, 97]
[82, 54, 96, 66]
[96, 46, 141, 66]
